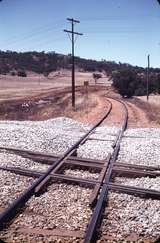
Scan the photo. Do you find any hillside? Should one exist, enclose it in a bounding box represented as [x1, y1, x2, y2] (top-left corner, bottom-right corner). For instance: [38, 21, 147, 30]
[0, 50, 149, 76]
[1, 50, 160, 97]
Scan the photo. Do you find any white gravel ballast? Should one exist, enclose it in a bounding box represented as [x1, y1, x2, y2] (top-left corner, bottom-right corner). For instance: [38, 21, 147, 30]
[0, 170, 34, 209]
[117, 128, 160, 167]
[101, 192, 160, 242]
[0, 117, 90, 154]
[0, 118, 160, 242]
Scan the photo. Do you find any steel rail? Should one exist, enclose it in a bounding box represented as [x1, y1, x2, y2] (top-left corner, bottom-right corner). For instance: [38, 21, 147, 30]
[0, 100, 112, 229]
[84, 99, 128, 243]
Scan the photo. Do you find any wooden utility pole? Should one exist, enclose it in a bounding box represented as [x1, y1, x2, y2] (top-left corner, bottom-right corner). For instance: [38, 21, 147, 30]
[147, 54, 150, 101]
[64, 18, 83, 108]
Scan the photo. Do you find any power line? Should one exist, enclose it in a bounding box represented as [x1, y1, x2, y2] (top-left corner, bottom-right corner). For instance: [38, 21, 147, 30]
[64, 18, 83, 109]
[24, 37, 65, 50]
[3, 20, 64, 46]
[2, 36, 65, 52]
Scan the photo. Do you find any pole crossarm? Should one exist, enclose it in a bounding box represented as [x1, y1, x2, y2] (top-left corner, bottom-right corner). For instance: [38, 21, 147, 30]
[67, 18, 80, 23]
[64, 29, 83, 36]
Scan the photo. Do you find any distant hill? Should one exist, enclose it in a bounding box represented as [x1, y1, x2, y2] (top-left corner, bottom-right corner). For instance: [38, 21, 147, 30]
[0, 50, 155, 76]
[1, 50, 160, 96]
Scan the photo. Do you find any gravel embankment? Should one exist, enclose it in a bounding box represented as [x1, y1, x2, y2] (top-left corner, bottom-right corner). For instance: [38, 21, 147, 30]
[0, 117, 89, 154]
[0, 117, 116, 169]
[0, 118, 160, 242]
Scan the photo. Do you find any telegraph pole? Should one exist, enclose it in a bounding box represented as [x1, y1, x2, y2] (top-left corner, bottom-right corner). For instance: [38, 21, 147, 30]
[147, 54, 150, 101]
[64, 18, 83, 108]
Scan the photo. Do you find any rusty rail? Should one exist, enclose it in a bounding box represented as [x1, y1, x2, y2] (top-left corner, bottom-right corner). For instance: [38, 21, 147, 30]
[0, 100, 112, 229]
[84, 99, 128, 243]
[1, 98, 158, 242]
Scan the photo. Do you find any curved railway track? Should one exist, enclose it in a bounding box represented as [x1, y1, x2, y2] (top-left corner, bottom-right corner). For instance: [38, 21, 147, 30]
[0, 98, 160, 243]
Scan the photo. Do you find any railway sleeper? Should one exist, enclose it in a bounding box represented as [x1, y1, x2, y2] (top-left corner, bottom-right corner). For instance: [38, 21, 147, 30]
[1, 166, 160, 201]
[1, 146, 160, 171]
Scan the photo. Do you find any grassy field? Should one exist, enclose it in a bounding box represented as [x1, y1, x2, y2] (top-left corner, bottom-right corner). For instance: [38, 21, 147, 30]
[137, 95, 160, 125]
[138, 95, 160, 106]
[0, 71, 111, 101]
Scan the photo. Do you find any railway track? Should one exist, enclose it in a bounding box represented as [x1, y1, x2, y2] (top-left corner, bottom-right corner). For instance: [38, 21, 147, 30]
[0, 98, 160, 242]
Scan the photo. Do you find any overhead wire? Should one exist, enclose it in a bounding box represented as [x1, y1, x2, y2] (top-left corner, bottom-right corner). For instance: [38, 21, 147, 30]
[27, 36, 65, 49]
[4, 15, 152, 48]
[3, 19, 65, 47]
[2, 13, 159, 52]
[3, 36, 66, 52]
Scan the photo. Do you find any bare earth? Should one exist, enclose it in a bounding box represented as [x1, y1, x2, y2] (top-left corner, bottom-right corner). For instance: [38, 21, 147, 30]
[0, 72, 159, 127]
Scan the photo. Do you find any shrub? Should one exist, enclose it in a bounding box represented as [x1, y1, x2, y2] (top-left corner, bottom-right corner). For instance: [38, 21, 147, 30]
[112, 69, 137, 98]
[17, 70, 27, 77]
[93, 73, 102, 84]
[11, 71, 16, 76]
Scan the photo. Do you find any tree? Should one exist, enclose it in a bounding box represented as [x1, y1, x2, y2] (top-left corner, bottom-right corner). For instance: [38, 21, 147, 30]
[112, 69, 137, 98]
[156, 74, 160, 94]
[11, 71, 16, 76]
[93, 73, 102, 84]
[43, 67, 52, 78]
[43, 71, 50, 78]
[17, 70, 27, 77]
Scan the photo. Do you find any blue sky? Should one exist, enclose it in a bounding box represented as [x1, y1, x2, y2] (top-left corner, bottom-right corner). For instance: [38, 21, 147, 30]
[0, 0, 160, 67]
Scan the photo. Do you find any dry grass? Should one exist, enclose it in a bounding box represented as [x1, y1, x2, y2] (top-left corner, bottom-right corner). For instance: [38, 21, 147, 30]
[135, 95, 160, 125]
[0, 71, 111, 123]
[138, 95, 160, 106]
[63, 93, 100, 123]
[0, 71, 110, 102]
